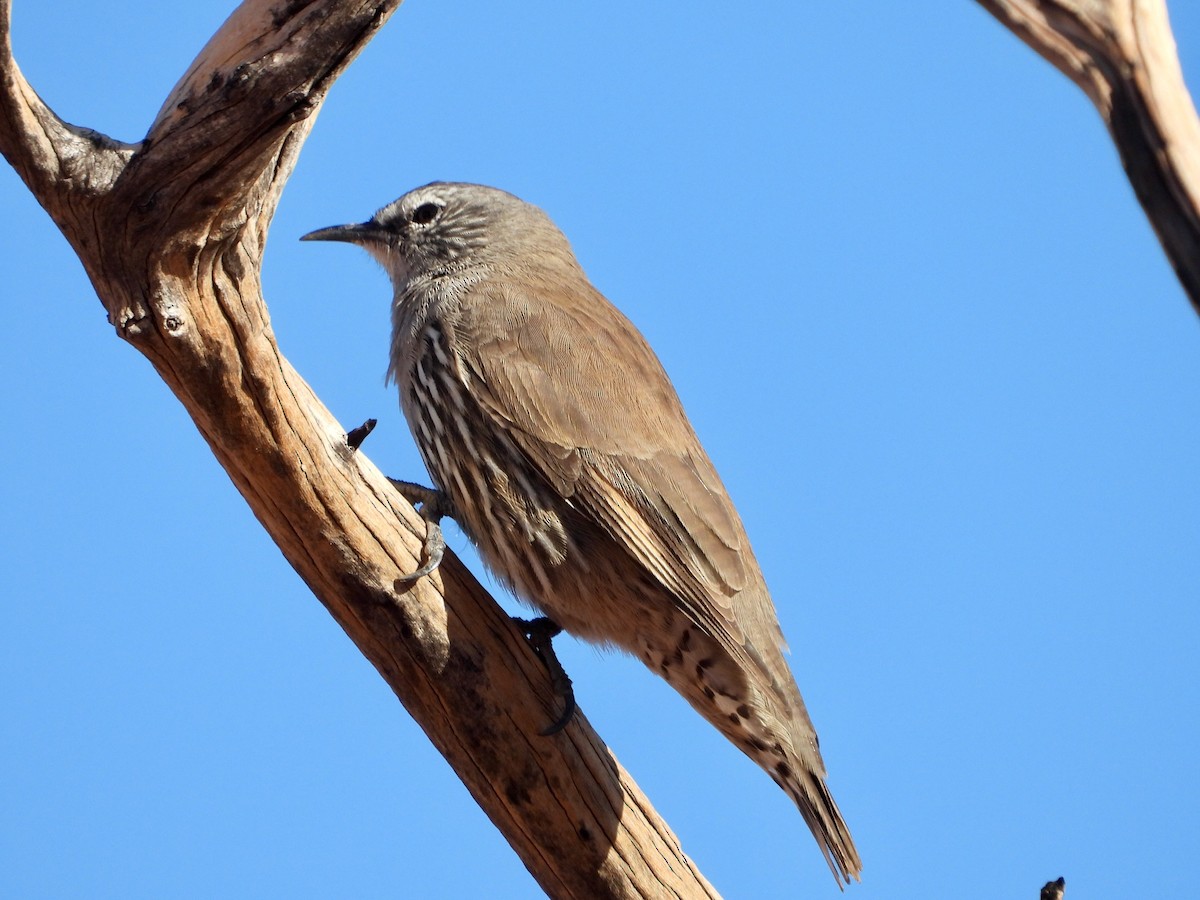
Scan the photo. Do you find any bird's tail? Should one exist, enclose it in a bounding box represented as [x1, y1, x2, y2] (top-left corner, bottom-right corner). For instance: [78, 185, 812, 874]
[641, 615, 861, 885]
[774, 761, 862, 888]
[701, 672, 862, 886]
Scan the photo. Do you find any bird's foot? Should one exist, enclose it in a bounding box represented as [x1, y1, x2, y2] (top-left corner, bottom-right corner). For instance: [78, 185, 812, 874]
[390, 479, 454, 584]
[514, 616, 576, 735]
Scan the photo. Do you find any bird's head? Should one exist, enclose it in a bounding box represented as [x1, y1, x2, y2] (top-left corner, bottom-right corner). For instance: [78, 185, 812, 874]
[301, 182, 571, 288]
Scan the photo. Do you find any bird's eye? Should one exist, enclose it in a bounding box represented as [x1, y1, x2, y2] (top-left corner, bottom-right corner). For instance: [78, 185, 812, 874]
[411, 202, 441, 225]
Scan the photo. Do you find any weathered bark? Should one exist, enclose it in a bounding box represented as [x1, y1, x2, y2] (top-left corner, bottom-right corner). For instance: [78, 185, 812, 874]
[975, 0, 1200, 313]
[0, 2, 718, 897]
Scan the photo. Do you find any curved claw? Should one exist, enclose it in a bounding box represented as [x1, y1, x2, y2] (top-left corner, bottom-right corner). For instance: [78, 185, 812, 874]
[394, 517, 446, 584]
[514, 616, 576, 735]
[389, 479, 454, 584]
[539, 680, 576, 737]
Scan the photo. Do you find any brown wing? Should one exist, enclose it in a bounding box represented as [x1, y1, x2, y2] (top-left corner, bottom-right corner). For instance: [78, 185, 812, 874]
[455, 276, 754, 657]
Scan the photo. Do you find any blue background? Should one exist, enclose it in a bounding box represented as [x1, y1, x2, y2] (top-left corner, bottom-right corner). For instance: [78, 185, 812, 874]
[2, 2, 1198, 897]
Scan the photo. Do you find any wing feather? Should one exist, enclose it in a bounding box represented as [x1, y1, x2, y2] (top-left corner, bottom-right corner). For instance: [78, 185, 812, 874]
[457, 278, 754, 658]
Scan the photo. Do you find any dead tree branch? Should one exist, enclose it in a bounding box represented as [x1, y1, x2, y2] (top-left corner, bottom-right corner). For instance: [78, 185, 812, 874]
[0, 1, 718, 897]
[976, 0, 1200, 313]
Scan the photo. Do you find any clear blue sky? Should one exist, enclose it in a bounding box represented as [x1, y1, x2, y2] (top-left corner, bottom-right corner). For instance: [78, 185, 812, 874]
[3, 2, 1199, 898]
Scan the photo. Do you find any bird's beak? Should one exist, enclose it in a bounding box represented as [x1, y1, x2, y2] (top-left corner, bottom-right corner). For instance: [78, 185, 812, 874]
[299, 221, 384, 244]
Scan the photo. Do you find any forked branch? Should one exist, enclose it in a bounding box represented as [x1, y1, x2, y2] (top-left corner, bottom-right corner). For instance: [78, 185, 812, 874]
[0, 1, 717, 897]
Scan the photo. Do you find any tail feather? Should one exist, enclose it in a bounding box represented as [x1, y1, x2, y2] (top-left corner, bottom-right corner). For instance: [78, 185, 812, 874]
[780, 768, 862, 888]
[639, 621, 860, 885]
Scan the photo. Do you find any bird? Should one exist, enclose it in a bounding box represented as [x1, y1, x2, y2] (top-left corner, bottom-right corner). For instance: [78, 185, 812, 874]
[301, 182, 861, 885]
